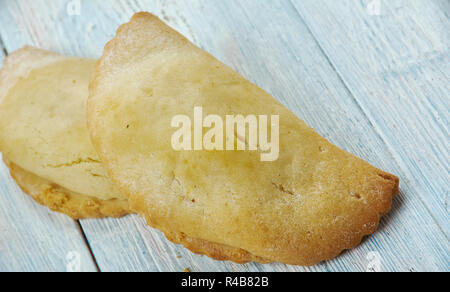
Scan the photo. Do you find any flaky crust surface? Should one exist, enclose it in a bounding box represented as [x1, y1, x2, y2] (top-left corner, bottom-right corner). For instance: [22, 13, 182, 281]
[3, 157, 131, 219]
[89, 13, 399, 266]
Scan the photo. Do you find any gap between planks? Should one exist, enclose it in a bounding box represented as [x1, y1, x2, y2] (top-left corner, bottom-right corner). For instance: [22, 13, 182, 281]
[0, 34, 8, 57]
[76, 220, 101, 272]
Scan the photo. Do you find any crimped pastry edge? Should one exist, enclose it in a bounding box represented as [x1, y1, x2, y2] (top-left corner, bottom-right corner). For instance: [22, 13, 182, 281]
[3, 157, 132, 219]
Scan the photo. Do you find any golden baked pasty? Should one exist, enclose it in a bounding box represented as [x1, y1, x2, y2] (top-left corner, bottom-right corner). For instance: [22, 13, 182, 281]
[87, 13, 399, 265]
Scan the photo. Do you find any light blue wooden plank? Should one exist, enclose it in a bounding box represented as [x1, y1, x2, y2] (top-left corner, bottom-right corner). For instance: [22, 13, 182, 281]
[0, 40, 5, 66]
[291, 0, 449, 227]
[81, 216, 322, 272]
[0, 154, 97, 272]
[289, 0, 450, 271]
[0, 0, 447, 272]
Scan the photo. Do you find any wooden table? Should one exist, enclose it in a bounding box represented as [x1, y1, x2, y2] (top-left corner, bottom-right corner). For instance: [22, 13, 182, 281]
[0, 0, 448, 272]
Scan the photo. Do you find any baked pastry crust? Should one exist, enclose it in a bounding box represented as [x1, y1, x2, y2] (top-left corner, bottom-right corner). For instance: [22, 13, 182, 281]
[0, 47, 122, 201]
[88, 12, 399, 266]
[3, 157, 130, 219]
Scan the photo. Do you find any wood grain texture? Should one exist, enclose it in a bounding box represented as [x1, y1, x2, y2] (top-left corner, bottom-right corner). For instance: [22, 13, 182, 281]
[0, 155, 97, 272]
[0, 0, 447, 272]
[289, 0, 450, 271]
[291, 0, 449, 230]
[82, 215, 322, 272]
